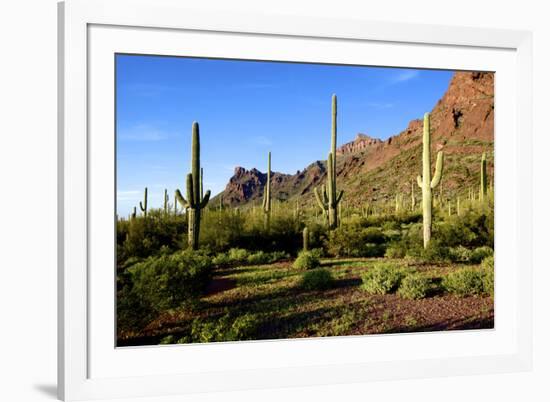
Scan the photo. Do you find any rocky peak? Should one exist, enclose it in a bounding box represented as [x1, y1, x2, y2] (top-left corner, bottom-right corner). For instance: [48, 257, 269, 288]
[336, 133, 383, 155]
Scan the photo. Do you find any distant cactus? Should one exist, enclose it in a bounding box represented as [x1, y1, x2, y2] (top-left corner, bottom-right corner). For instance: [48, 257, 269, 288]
[139, 187, 148, 217]
[314, 94, 343, 230]
[457, 196, 461, 216]
[303, 227, 309, 251]
[175, 122, 211, 250]
[174, 191, 178, 215]
[416, 113, 444, 248]
[131, 206, 137, 220]
[262, 151, 272, 229]
[480, 152, 487, 203]
[163, 189, 169, 214]
[411, 181, 416, 211]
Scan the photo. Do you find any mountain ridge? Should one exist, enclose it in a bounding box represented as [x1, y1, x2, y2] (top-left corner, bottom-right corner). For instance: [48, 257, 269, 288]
[214, 71, 494, 209]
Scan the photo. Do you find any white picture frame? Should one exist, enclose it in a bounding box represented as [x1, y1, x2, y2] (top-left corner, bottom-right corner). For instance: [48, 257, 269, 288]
[58, 0, 533, 400]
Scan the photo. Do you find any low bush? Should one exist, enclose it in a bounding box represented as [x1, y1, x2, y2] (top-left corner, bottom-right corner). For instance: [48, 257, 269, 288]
[449, 246, 473, 263]
[293, 250, 321, 270]
[360, 264, 404, 295]
[191, 312, 259, 342]
[470, 246, 493, 264]
[228, 248, 250, 263]
[481, 255, 494, 270]
[246, 251, 271, 265]
[326, 224, 387, 257]
[300, 268, 334, 291]
[129, 250, 213, 311]
[398, 273, 431, 300]
[442, 268, 485, 297]
[481, 255, 494, 296]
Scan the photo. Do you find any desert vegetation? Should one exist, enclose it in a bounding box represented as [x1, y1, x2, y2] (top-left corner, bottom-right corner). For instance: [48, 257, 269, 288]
[116, 88, 494, 346]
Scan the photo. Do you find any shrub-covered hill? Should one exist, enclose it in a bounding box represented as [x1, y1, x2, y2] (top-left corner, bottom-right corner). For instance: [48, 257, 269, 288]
[211, 71, 494, 210]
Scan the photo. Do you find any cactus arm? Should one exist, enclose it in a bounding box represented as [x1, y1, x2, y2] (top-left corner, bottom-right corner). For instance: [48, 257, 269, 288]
[199, 190, 211, 209]
[139, 201, 145, 211]
[314, 187, 328, 211]
[200, 167, 204, 202]
[430, 152, 444, 189]
[174, 189, 189, 208]
[417, 175, 423, 188]
[336, 190, 344, 205]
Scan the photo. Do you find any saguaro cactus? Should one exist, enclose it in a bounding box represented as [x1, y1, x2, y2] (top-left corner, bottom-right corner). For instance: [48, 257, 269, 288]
[175, 122, 211, 250]
[163, 189, 169, 214]
[262, 151, 272, 229]
[174, 191, 178, 215]
[411, 181, 416, 211]
[314, 94, 343, 229]
[303, 227, 309, 251]
[139, 187, 148, 217]
[416, 113, 444, 249]
[457, 196, 461, 216]
[480, 152, 487, 203]
[131, 206, 137, 220]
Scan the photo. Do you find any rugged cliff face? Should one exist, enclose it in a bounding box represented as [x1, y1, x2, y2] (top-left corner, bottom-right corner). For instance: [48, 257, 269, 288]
[215, 71, 494, 208]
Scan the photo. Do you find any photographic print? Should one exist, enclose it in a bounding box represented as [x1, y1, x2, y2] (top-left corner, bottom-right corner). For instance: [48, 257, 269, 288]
[115, 55, 494, 346]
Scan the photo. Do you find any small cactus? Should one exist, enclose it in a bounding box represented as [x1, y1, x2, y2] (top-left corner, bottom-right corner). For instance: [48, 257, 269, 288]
[303, 227, 309, 251]
[163, 189, 169, 214]
[139, 187, 148, 217]
[480, 152, 487, 203]
[262, 151, 272, 229]
[416, 113, 444, 249]
[131, 206, 137, 220]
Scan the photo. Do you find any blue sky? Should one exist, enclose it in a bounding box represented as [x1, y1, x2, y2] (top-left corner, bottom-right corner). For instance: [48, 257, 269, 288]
[116, 55, 453, 216]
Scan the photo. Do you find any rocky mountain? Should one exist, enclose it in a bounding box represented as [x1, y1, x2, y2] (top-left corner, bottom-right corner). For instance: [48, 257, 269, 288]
[213, 71, 494, 209]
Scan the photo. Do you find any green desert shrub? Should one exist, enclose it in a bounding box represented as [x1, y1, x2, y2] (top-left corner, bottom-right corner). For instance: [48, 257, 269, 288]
[470, 246, 494, 264]
[117, 285, 156, 334]
[449, 245, 473, 263]
[398, 273, 431, 300]
[481, 255, 494, 296]
[129, 249, 213, 311]
[481, 255, 494, 270]
[361, 264, 404, 295]
[191, 312, 259, 343]
[228, 248, 250, 263]
[293, 250, 321, 270]
[300, 268, 334, 291]
[246, 251, 271, 265]
[327, 224, 387, 257]
[385, 243, 406, 259]
[442, 268, 485, 297]
[118, 210, 186, 262]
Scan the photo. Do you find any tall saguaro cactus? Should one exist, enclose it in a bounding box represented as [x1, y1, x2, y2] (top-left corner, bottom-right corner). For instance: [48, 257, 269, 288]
[139, 187, 148, 217]
[314, 94, 343, 229]
[175, 122, 211, 250]
[163, 189, 169, 214]
[262, 152, 272, 229]
[480, 152, 487, 203]
[174, 191, 178, 215]
[416, 113, 444, 249]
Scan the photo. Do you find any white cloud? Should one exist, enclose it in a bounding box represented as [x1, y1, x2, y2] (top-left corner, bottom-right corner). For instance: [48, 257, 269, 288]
[253, 135, 273, 146]
[118, 124, 171, 142]
[390, 70, 420, 84]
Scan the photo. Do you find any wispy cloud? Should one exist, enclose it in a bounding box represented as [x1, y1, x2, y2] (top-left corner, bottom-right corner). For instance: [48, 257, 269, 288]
[365, 101, 395, 109]
[389, 70, 420, 84]
[252, 135, 273, 146]
[117, 190, 141, 201]
[118, 124, 171, 142]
